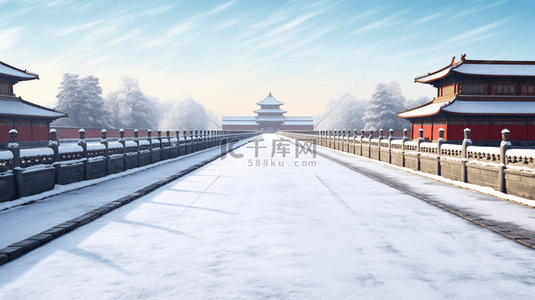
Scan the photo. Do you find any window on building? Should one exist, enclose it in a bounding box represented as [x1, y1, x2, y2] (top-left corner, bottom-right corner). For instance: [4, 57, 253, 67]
[522, 84, 535, 95]
[462, 83, 487, 95]
[440, 84, 454, 96]
[0, 82, 11, 95]
[493, 83, 516, 95]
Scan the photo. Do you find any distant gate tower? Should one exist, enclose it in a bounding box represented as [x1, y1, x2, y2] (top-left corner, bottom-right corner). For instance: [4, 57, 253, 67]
[222, 92, 313, 131]
[254, 92, 286, 131]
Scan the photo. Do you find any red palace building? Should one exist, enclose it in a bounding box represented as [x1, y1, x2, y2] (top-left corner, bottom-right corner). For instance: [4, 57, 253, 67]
[0, 61, 67, 148]
[397, 54, 535, 143]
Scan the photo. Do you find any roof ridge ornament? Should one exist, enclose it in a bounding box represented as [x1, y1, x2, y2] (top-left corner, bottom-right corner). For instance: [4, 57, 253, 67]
[268, 92, 272, 96]
[461, 53, 466, 61]
[451, 56, 456, 66]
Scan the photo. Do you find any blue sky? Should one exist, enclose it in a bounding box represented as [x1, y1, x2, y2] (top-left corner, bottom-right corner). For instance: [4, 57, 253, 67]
[1, 0, 534, 117]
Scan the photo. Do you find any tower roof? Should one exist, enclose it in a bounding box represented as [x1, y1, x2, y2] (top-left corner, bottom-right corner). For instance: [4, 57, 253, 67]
[414, 55, 535, 84]
[0, 61, 39, 81]
[0, 95, 67, 119]
[256, 92, 284, 106]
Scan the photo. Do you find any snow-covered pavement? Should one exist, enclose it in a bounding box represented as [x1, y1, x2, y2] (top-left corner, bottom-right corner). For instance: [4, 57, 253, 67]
[1, 134, 535, 299]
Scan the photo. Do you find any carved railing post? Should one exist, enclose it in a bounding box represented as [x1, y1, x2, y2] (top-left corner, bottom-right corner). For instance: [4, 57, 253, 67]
[135, 129, 141, 167]
[353, 129, 357, 154]
[48, 129, 61, 183]
[78, 128, 89, 180]
[183, 129, 188, 154]
[498, 129, 511, 192]
[148, 130, 154, 163]
[189, 129, 194, 153]
[388, 129, 393, 164]
[157, 130, 162, 160]
[119, 129, 126, 168]
[377, 129, 383, 161]
[416, 129, 424, 171]
[101, 129, 110, 175]
[9, 129, 23, 198]
[461, 128, 472, 183]
[175, 130, 180, 155]
[402, 128, 408, 167]
[436, 128, 444, 176]
[368, 130, 373, 158]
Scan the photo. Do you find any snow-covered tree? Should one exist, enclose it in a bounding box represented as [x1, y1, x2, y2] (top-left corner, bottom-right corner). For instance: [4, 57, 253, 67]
[159, 98, 220, 130]
[362, 82, 407, 131]
[105, 76, 160, 129]
[54, 73, 112, 128]
[315, 94, 367, 131]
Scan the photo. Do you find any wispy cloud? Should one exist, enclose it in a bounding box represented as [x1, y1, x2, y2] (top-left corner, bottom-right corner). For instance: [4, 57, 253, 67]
[0, 26, 22, 51]
[137, 22, 195, 50]
[449, 0, 508, 19]
[55, 20, 104, 36]
[84, 55, 113, 66]
[409, 12, 442, 27]
[106, 30, 141, 46]
[216, 19, 241, 30]
[441, 21, 503, 45]
[350, 9, 410, 35]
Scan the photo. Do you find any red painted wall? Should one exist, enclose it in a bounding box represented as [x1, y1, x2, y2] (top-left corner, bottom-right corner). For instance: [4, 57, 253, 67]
[491, 124, 527, 140]
[446, 124, 466, 140]
[32, 125, 50, 141]
[468, 125, 491, 140]
[0, 125, 14, 143]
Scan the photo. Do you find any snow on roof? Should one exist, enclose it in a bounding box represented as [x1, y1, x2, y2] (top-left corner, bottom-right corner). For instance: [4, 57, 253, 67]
[254, 108, 287, 114]
[0, 61, 39, 80]
[256, 116, 285, 122]
[283, 117, 314, 125]
[397, 101, 452, 118]
[415, 67, 452, 83]
[222, 116, 258, 126]
[256, 92, 284, 106]
[0, 96, 67, 118]
[454, 63, 535, 77]
[414, 58, 535, 83]
[443, 101, 535, 115]
[398, 97, 535, 118]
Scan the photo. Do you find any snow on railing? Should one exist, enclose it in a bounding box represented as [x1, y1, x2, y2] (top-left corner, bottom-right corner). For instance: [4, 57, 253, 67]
[467, 146, 500, 163]
[391, 140, 403, 150]
[125, 141, 138, 154]
[420, 142, 438, 154]
[139, 140, 150, 151]
[440, 144, 462, 158]
[506, 149, 535, 169]
[404, 141, 418, 151]
[0, 151, 13, 172]
[19, 148, 54, 168]
[87, 143, 105, 158]
[108, 142, 123, 156]
[58, 145, 83, 161]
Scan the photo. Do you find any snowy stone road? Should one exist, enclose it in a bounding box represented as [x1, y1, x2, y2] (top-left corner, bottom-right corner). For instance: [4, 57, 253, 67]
[1, 134, 535, 299]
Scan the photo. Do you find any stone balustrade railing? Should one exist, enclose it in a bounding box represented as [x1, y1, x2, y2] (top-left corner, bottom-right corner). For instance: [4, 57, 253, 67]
[280, 127, 535, 201]
[0, 128, 260, 202]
